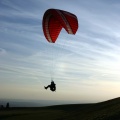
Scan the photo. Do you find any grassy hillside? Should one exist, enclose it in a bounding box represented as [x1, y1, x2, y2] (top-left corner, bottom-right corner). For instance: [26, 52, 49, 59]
[0, 97, 120, 120]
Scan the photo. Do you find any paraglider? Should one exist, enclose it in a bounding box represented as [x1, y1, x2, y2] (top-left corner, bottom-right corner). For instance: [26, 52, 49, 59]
[42, 9, 78, 43]
[44, 80, 56, 92]
[42, 9, 78, 92]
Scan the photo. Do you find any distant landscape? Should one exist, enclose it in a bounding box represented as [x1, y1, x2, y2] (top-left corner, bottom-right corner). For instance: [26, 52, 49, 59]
[0, 99, 82, 107]
[0, 97, 120, 120]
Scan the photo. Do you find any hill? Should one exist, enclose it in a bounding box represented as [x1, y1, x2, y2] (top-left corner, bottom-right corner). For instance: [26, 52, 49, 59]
[0, 97, 120, 120]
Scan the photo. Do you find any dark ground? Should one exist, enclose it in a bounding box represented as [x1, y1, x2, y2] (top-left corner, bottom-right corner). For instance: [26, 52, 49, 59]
[0, 97, 120, 120]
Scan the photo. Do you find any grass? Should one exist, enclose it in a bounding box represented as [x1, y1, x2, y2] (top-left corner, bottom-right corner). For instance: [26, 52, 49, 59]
[0, 97, 120, 120]
[0, 108, 65, 120]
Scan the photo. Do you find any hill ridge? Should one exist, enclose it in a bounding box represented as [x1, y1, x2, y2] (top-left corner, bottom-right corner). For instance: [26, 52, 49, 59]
[1, 97, 120, 120]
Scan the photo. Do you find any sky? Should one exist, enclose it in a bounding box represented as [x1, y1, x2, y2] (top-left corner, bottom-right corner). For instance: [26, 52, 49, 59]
[0, 0, 120, 105]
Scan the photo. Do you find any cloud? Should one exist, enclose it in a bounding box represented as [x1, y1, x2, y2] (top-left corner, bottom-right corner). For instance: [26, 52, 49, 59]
[0, 48, 6, 55]
[1, 0, 120, 102]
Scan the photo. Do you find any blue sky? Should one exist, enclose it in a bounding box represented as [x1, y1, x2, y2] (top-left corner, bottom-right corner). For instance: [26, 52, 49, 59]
[0, 0, 120, 104]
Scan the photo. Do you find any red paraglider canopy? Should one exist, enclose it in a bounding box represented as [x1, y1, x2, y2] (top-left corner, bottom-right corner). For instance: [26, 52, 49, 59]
[42, 9, 78, 43]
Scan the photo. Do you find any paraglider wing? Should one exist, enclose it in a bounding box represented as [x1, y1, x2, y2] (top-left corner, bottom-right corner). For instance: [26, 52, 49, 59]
[42, 9, 78, 43]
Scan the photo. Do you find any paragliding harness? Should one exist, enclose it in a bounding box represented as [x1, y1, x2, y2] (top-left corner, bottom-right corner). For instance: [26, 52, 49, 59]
[44, 80, 56, 92]
[50, 80, 56, 92]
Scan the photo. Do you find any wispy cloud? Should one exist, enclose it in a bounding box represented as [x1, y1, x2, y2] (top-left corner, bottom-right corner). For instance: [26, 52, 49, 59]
[0, 48, 6, 55]
[0, 0, 120, 102]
